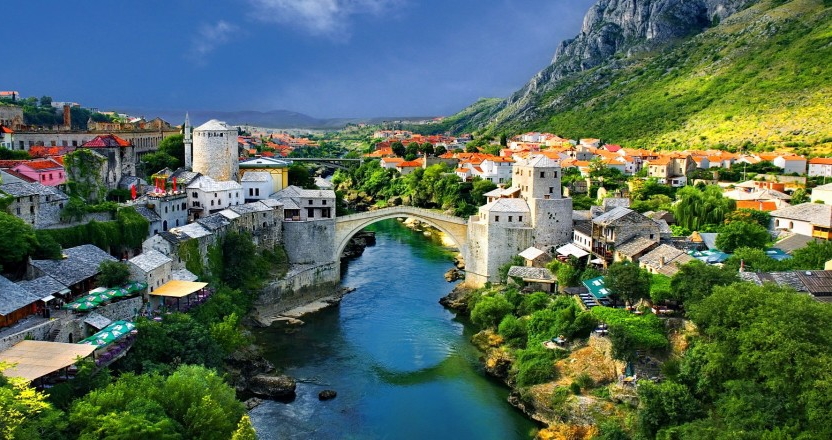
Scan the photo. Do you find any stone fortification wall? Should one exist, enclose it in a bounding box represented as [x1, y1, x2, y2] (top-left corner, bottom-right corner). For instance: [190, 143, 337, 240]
[95, 297, 143, 322]
[530, 197, 573, 252]
[283, 219, 336, 264]
[466, 221, 533, 286]
[251, 262, 340, 324]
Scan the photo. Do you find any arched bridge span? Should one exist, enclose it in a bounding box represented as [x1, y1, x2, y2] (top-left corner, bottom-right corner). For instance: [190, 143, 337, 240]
[334, 207, 468, 259]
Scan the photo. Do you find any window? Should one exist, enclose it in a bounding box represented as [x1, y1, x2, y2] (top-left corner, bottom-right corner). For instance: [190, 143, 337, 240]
[249, 188, 253, 196]
[211, 200, 214, 206]
[554, 171, 558, 178]
[518, 216, 523, 222]
[16, 207, 20, 214]
[549, 187, 554, 194]
[30, 206, 34, 214]
[307, 208, 314, 218]
[192, 192, 198, 198]
[309, 200, 313, 205]
[540, 171, 545, 178]
[255, 188, 260, 196]
[508, 216, 513, 222]
[322, 200, 327, 205]
[495, 215, 500, 222]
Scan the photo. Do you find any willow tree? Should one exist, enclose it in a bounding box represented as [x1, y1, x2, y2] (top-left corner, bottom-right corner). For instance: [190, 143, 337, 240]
[673, 185, 735, 231]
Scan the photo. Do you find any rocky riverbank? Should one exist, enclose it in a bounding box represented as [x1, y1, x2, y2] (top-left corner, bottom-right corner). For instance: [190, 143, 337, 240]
[439, 285, 631, 437]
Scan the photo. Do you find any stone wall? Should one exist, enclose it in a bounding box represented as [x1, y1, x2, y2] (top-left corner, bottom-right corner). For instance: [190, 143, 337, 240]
[531, 197, 574, 252]
[95, 297, 143, 322]
[251, 262, 340, 324]
[466, 220, 534, 286]
[283, 219, 336, 264]
[0, 320, 60, 352]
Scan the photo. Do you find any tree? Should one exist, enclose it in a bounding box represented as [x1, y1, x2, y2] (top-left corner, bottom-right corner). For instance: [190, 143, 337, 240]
[232, 414, 258, 440]
[789, 240, 832, 269]
[715, 221, 770, 253]
[0, 212, 37, 271]
[673, 185, 735, 231]
[422, 142, 435, 156]
[470, 294, 514, 329]
[434, 145, 447, 156]
[390, 141, 406, 157]
[470, 178, 496, 206]
[157, 134, 185, 167]
[605, 262, 651, 305]
[39, 96, 52, 108]
[723, 208, 770, 228]
[790, 187, 809, 204]
[288, 163, 315, 189]
[669, 260, 738, 306]
[638, 381, 702, 438]
[142, 152, 179, 176]
[97, 260, 131, 287]
[0, 364, 56, 440]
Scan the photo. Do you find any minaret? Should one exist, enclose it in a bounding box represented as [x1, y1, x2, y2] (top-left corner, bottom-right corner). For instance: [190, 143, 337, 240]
[183, 112, 193, 169]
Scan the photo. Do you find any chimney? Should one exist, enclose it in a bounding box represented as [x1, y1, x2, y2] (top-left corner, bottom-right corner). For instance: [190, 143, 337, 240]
[659, 256, 666, 268]
[63, 105, 71, 129]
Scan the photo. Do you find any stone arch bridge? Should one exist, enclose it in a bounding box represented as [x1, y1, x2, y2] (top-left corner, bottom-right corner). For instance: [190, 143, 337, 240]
[335, 207, 469, 259]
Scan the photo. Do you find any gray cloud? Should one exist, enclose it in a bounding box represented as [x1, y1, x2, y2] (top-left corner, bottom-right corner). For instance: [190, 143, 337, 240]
[190, 20, 239, 63]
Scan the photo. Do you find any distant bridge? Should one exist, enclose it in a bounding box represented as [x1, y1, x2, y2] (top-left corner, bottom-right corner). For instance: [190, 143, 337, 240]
[289, 157, 363, 170]
[334, 206, 469, 259]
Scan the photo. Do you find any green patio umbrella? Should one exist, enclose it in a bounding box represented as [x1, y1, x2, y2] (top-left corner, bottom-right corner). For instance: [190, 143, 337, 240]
[65, 301, 100, 311]
[123, 282, 148, 293]
[106, 287, 129, 298]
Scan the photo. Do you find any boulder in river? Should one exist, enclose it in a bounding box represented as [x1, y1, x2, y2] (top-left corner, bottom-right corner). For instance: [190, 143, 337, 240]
[248, 374, 297, 399]
[318, 389, 337, 400]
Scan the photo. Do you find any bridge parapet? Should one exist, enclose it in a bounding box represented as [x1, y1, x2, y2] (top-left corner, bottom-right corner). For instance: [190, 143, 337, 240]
[334, 206, 469, 262]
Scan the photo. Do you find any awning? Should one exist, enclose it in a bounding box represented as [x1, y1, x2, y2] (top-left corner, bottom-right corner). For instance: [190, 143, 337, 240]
[519, 247, 546, 261]
[556, 243, 589, 259]
[0, 340, 96, 382]
[41, 295, 56, 302]
[149, 280, 208, 298]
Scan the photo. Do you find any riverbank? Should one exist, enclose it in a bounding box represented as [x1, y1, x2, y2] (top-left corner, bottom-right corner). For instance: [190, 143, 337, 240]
[438, 284, 632, 438]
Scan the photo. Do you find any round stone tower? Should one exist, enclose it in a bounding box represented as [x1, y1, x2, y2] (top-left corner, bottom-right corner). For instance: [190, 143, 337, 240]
[192, 119, 238, 182]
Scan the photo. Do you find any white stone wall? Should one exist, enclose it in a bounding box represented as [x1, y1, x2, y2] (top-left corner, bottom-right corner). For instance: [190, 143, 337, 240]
[192, 128, 238, 181]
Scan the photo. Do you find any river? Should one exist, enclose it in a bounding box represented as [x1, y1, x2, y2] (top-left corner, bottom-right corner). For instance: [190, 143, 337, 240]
[249, 219, 537, 439]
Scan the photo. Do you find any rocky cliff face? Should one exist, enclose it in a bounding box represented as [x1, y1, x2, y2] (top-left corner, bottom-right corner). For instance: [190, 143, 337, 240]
[482, 0, 758, 128]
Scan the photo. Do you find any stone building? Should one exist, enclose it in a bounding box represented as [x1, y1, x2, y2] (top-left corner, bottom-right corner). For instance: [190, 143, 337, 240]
[0, 105, 24, 130]
[272, 185, 335, 222]
[128, 250, 173, 294]
[241, 171, 273, 202]
[588, 207, 660, 266]
[512, 155, 573, 253]
[466, 198, 534, 285]
[191, 119, 238, 182]
[219, 201, 284, 248]
[0, 182, 69, 228]
[186, 175, 244, 219]
[144, 191, 188, 233]
[28, 245, 117, 295]
[79, 134, 156, 190]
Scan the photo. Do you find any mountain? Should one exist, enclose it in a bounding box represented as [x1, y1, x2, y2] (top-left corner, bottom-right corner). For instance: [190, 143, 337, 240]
[435, 0, 832, 150]
[114, 108, 437, 130]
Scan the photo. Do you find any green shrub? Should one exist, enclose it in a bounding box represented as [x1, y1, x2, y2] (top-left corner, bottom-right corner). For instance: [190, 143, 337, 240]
[470, 294, 514, 329]
[497, 315, 528, 347]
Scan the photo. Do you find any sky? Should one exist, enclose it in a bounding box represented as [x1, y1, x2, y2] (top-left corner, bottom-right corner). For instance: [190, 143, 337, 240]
[3, 0, 596, 119]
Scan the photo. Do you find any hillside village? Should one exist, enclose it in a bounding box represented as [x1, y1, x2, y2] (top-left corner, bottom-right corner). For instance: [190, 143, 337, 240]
[1, 100, 832, 436]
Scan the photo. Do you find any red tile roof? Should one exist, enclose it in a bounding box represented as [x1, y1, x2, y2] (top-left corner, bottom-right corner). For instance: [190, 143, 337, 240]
[83, 134, 131, 148]
[809, 157, 832, 165]
[736, 200, 778, 211]
[0, 126, 12, 134]
[0, 160, 25, 168]
[16, 158, 63, 171]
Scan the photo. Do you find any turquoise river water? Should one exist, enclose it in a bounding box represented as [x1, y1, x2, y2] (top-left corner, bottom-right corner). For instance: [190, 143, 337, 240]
[249, 219, 537, 439]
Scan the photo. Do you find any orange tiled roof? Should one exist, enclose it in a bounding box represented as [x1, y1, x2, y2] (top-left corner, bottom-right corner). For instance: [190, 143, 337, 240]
[809, 157, 832, 165]
[648, 157, 672, 166]
[736, 200, 778, 211]
[16, 158, 63, 171]
[398, 160, 422, 168]
[0, 160, 26, 168]
[0, 126, 12, 134]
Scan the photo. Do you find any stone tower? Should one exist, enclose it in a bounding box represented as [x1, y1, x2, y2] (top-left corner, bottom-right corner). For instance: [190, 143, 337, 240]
[513, 155, 573, 252]
[183, 113, 193, 169]
[465, 198, 534, 285]
[192, 119, 238, 182]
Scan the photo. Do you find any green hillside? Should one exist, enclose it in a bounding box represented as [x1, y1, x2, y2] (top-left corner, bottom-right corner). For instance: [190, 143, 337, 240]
[437, 0, 832, 152]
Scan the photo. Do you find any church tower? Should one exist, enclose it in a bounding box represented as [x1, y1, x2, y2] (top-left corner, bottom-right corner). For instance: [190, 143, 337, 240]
[183, 113, 193, 169]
